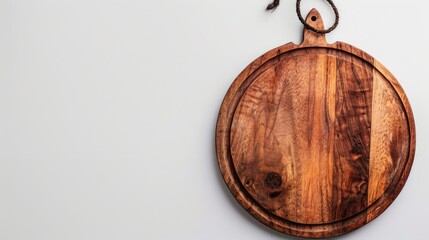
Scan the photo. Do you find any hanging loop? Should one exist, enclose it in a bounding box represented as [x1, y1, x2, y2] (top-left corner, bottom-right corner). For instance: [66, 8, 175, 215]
[266, 0, 340, 34]
[296, 0, 339, 34]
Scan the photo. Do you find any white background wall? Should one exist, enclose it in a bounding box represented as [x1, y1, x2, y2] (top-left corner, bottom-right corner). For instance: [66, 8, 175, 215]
[0, 0, 428, 239]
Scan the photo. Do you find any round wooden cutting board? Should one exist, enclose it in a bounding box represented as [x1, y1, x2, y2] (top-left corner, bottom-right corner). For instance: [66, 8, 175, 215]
[216, 9, 415, 238]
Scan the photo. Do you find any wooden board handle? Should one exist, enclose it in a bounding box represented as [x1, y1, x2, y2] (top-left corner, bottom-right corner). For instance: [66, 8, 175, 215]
[301, 9, 328, 46]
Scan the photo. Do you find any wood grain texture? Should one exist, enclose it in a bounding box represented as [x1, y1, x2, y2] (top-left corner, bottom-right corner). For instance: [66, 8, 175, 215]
[216, 9, 415, 238]
[367, 71, 410, 205]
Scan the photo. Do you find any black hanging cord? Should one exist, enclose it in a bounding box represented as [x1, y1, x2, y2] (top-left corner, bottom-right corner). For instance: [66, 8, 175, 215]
[266, 0, 280, 10]
[266, 0, 340, 34]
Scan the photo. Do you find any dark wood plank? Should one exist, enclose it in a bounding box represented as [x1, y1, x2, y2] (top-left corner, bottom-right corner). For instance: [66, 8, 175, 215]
[332, 58, 373, 220]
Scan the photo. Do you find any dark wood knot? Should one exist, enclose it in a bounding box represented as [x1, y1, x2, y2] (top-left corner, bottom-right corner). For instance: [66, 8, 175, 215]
[265, 172, 282, 189]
